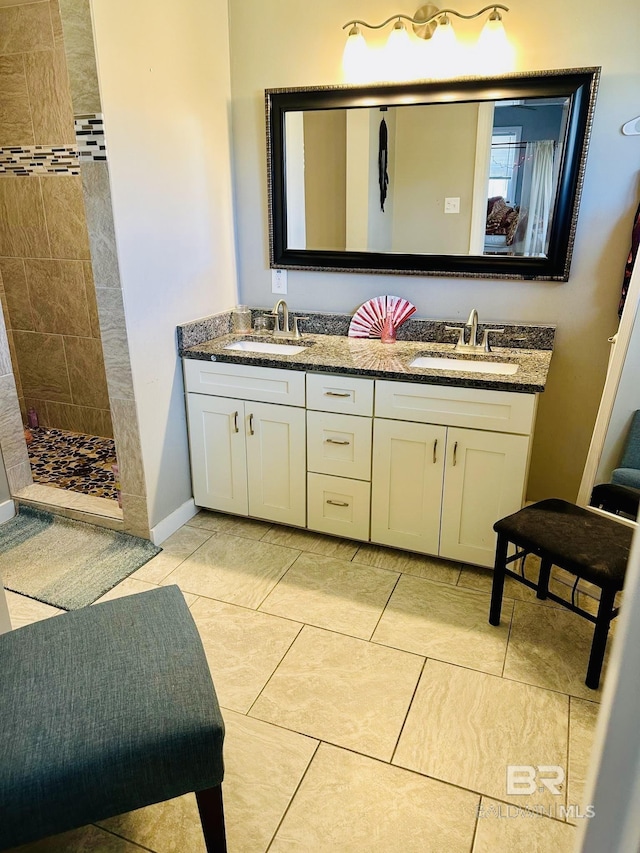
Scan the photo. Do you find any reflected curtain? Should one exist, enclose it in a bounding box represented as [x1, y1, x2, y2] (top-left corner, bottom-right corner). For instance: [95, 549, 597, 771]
[520, 140, 555, 256]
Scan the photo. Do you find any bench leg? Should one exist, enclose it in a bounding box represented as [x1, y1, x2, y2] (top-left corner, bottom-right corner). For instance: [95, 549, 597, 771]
[196, 785, 227, 853]
[536, 558, 552, 600]
[489, 534, 508, 626]
[586, 587, 616, 690]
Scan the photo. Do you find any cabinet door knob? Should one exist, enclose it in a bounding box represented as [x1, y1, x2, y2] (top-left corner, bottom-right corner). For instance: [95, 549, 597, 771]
[233, 411, 239, 433]
[248, 413, 254, 435]
[433, 438, 438, 463]
[453, 441, 458, 466]
[326, 499, 349, 507]
[326, 438, 350, 445]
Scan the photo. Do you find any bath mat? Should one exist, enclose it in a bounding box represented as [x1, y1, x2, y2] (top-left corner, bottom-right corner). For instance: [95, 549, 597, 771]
[0, 507, 161, 610]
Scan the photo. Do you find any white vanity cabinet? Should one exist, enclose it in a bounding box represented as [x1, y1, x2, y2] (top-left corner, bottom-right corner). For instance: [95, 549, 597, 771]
[184, 359, 539, 568]
[371, 380, 536, 567]
[184, 360, 306, 526]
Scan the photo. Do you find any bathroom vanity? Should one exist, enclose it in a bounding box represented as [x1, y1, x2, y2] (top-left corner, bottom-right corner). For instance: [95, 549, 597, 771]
[181, 324, 553, 568]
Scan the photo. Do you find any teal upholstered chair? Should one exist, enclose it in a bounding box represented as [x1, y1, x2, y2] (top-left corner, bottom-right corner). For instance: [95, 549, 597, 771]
[611, 410, 640, 490]
[0, 585, 226, 851]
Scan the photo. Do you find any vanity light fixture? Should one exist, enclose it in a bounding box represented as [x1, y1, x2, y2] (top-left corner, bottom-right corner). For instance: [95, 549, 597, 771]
[342, 4, 512, 81]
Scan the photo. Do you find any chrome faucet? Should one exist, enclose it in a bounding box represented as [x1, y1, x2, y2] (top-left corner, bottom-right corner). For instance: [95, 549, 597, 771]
[272, 299, 308, 340]
[446, 308, 504, 353]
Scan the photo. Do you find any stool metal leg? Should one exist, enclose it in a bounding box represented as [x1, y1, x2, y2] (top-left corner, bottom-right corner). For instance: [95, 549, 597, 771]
[586, 587, 616, 690]
[489, 534, 508, 626]
[536, 558, 552, 600]
[196, 785, 227, 852]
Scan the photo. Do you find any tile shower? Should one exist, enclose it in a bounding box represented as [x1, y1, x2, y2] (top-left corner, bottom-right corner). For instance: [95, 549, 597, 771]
[0, 0, 117, 502]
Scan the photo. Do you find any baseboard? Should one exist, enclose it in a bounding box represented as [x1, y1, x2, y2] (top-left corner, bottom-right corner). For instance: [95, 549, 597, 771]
[0, 498, 16, 525]
[150, 498, 198, 545]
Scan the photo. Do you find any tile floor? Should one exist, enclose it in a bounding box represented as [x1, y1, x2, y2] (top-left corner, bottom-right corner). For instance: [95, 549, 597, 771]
[6, 510, 608, 852]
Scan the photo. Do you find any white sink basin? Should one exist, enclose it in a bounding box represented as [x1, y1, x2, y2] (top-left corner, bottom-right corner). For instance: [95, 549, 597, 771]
[225, 340, 307, 356]
[410, 355, 518, 375]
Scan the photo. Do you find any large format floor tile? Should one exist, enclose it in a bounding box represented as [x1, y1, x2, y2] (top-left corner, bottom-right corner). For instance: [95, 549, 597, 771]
[353, 543, 462, 584]
[5, 589, 63, 628]
[260, 552, 398, 639]
[250, 625, 424, 760]
[270, 744, 479, 853]
[161, 532, 299, 608]
[394, 659, 569, 809]
[190, 596, 302, 712]
[503, 600, 608, 700]
[473, 798, 576, 852]
[92, 577, 197, 608]
[5, 824, 147, 852]
[261, 525, 359, 560]
[568, 697, 600, 824]
[186, 509, 270, 540]
[98, 794, 206, 853]
[372, 574, 513, 675]
[130, 524, 213, 583]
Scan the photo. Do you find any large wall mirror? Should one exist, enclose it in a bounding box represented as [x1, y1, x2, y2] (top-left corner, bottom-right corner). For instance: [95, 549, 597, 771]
[266, 68, 600, 281]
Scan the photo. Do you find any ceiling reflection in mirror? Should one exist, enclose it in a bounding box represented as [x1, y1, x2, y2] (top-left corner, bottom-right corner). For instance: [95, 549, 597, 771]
[267, 69, 600, 280]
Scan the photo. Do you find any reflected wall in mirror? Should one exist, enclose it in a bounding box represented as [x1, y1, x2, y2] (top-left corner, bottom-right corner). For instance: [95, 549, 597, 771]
[267, 68, 600, 280]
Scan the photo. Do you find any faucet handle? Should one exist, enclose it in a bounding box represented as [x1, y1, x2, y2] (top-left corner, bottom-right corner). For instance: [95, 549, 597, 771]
[481, 328, 505, 352]
[291, 316, 308, 340]
[445, 325, 466, 349]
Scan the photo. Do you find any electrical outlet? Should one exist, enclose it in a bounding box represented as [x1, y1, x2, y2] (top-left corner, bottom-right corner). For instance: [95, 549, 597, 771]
[444, 197, 460, 214]
[272, 269, 287, 294]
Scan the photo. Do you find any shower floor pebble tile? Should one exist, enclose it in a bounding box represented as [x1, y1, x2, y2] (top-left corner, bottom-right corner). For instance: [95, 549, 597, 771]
[5, 517, 606, 853]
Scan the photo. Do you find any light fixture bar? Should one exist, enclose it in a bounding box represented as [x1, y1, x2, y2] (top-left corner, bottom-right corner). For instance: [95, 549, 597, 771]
[343, 4, 509, 39]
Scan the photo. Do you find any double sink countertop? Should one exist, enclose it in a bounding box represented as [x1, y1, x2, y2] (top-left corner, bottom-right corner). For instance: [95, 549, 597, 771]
[181, 317, 554, 394]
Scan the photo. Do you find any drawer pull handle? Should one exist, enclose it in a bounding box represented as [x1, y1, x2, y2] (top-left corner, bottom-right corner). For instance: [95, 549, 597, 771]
[248, 413, 254, 436]
[233, 411, 239, 433]
[453, 441, 458, 466]
[326, 499, 350, 507]
[433, 438, 438, 463]
[325, 391, 351, 398]
[326, 438, 350, 445]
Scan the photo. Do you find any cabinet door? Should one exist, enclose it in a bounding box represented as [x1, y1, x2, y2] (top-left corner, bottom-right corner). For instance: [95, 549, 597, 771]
[440, 427, 530, 567]
[187, 393, 248, 515]
[370, 418, 446, 554]
[245, 402, 306, 527]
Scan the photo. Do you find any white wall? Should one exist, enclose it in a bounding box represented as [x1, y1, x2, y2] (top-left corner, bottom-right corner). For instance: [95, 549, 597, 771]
[90, 0, 238, 528]
[228, 0, 640, 502]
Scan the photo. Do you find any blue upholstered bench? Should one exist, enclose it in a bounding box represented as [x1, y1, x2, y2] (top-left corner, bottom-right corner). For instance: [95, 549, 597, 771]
[0, 585, 226, 851]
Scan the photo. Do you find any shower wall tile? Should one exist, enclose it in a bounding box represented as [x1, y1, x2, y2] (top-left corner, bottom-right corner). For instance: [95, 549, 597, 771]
[23, 48, 75, 146]
[0, 55, 34, 147]
[121, 492, 150, 540]
[46, 400, 113, 438]
[64, 335, 109, 409]
[0, 373, 29, 470]
[40, 175, 91, 259]
[83, 261, 101, 337]
[49, 0, 66, 51]
[58, 0, 101, 115]
[7, 459, 32, 494]
[0, 310, 11, 376]
[95, 286, 134, 401]
[7, 331, 22, 398]
[0, 178, 50, 258]
[110, 398, 146, 497]
[13, 330, 72, 403]
[0, 257, 33, 331]
[81, 162, 121, 288]
[25, 258, 91, 336]
[0, 3, 54, 55]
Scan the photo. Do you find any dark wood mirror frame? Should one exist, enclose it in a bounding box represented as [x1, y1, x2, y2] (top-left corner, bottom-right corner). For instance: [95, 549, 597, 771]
[266, 67, 600, 281]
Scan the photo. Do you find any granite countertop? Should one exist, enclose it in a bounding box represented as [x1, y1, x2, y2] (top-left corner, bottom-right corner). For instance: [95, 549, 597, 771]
[183, 332, 553, 394]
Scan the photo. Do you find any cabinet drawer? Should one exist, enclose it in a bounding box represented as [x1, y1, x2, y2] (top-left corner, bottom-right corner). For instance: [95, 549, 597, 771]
[307, 473, 370, 541]
[184, 359, 305, 406]
[307, 411, 372, 481]
[307, 373, 374, 416]
[375, 380, 537, 435]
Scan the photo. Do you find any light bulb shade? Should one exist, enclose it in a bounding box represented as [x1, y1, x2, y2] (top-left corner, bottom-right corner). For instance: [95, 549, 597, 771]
[476, 15, 515, 73]
[425, 18, 459, 78]
[385, 22, 415, 81]
[342, 29, 370, 82]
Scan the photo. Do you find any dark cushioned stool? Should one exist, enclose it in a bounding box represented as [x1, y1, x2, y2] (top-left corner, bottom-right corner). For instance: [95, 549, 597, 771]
[0, 585, 226, 851]
[489, 499, 633, 690]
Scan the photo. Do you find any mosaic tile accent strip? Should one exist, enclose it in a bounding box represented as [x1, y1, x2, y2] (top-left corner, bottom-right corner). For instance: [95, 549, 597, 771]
[74, 113, 107, 161]
[0, 145, 80, 176]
